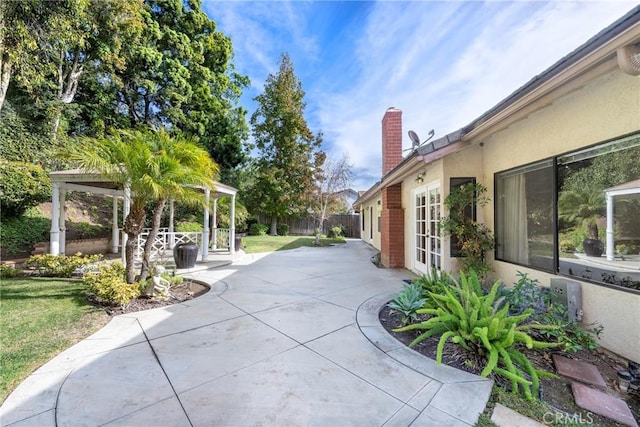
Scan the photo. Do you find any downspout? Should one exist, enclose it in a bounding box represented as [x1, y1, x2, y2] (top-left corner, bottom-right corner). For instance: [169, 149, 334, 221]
[617, 44, 640, 76]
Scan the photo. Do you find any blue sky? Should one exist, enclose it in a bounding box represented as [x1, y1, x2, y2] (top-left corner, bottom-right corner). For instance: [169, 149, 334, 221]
[202, 1, 637, 190]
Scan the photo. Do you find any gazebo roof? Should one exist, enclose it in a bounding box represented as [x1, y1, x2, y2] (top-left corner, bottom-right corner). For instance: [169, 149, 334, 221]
[605, 179, 640, 197]
[49, 168, 237, 198]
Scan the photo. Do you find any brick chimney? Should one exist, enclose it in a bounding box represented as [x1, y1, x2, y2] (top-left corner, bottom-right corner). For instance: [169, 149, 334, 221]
[382, 107, 403, 176]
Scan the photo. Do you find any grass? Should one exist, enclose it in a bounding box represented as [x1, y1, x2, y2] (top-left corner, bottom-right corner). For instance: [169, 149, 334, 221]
[0, 278, 109, 403]
[242, 235, 346, 254]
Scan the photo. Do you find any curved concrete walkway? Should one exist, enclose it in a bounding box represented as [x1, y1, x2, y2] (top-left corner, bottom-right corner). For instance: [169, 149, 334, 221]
[1, 240, 492, 426]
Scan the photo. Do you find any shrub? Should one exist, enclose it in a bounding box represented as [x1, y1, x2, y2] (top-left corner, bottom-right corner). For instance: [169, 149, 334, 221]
[616, 243, 638, 256]
[175, 221, 203, 232]
[395, 270, 560, 400]
[0, 208, 50, 255]
[276, 223, 289, 236]
[69, 221, 105, 239]
[83, 262, 140, 306]
[0, 264, 22, 278]
[328, 225, 344, 238]
[0, 161, 51, 219]
[25, 253, 103, 277]
[249, 223, 269, 236]
[560, 228, 588, 254]
[412, 266, 454, 304]
[387, 283, 428, 325]
[501, 272, 603, 352]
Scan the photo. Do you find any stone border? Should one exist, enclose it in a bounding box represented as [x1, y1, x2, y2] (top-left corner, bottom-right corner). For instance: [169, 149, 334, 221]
[356, 291, 494, 385]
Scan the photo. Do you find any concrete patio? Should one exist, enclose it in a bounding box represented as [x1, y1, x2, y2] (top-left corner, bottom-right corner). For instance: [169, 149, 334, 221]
[1, 240, 492, 426]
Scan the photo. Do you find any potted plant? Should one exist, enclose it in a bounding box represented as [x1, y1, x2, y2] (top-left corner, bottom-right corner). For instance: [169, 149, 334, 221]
[558, 188, 605, 257]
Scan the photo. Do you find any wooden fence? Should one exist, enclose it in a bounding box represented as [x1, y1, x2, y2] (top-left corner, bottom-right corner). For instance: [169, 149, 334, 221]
[256, 214, 360, 237]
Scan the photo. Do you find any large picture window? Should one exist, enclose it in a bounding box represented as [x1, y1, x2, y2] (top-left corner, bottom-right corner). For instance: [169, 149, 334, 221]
[495, 133, 640, 292]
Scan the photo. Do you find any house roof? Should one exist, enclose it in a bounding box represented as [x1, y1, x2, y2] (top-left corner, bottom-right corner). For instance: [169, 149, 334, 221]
[355, 6, 640, 207]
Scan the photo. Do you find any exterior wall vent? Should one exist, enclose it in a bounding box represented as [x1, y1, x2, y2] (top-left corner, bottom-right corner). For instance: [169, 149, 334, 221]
[550, 278, 583, 322]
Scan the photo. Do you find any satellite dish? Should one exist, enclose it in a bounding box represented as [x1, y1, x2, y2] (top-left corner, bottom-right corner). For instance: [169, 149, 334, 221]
[408, 130, 420, 149]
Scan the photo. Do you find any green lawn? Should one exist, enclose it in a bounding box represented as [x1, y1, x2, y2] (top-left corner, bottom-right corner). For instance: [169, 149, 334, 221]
[0, 278, 109, 403]
[242, 235, 346, 254]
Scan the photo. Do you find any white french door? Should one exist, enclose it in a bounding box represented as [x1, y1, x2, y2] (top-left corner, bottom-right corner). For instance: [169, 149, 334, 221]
[413, 183, 441, 274]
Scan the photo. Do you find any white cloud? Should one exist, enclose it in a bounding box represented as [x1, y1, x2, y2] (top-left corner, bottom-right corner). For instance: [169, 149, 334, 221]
[205, 1, 637, 190]
[314, 1, 636, 189]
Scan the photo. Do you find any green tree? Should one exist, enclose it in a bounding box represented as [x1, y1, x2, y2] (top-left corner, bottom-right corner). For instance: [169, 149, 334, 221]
[0, 161, 51, 219]
[42, 0, 144, 140]
[247, 53, 323, 235]
[65, 128, 218, 283]
[558, 188, 605, 240]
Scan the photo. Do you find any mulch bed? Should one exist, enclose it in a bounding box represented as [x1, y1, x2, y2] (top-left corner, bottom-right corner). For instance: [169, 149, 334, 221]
[379, 304, 640, 426]
[89, 280, 210, 316]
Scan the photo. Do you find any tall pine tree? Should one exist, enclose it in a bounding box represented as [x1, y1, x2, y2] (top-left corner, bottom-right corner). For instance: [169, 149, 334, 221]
[247, 53, 323, 235]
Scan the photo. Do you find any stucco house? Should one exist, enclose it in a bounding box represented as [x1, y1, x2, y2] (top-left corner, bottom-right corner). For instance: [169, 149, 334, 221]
[355, 7, 640, 362]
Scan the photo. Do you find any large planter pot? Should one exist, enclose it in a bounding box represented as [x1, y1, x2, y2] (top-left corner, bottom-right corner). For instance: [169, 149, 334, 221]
[234, 233, 244, 252]
[173, 242, 199, 268]
[583, 238, 604, 257]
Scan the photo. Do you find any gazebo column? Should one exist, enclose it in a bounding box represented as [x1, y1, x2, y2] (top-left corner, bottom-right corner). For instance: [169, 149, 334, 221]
[49, 183, 60, 255]
[202, 189, 210, 261]
[121, 184, 131, 263]
[212, 198, 218, 250]
[230, 194, 236, 253]
[606, 193, 615, 261]
[168, 199, 175, 249]
[111, 197, 119, 253]
[59, 189, 66, 255]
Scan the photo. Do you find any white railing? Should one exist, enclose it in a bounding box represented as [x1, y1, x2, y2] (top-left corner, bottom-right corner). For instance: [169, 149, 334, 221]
[212, 228, 230, 251]
[135, 230, 202, 261]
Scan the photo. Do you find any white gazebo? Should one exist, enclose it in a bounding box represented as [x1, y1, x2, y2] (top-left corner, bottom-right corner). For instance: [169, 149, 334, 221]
[604, 179, 640, 260]
[48, 169, 238, 262]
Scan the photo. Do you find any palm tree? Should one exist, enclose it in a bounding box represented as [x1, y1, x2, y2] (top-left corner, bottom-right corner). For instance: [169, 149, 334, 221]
[66, 128, 218, 283]
[558, 187, 605, 240]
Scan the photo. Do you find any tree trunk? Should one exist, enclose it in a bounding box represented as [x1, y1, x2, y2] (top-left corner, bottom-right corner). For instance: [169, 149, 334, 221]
[0, 53, 10, 112]
[270, 215, 278, 236]
[139, 199, 166, 283]
[125, 232, 137, 284]
[123, 206, 146, 283]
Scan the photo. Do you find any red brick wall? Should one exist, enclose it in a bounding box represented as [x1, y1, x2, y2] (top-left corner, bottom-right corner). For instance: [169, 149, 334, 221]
[380, 184, 404, 268]
[382, 108, 403, 176]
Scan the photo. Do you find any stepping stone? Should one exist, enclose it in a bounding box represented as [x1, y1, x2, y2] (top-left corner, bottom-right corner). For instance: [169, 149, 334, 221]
[552, 354, 607, 388]
[572, 382, 638, 427]
[491, 403, 544, 427]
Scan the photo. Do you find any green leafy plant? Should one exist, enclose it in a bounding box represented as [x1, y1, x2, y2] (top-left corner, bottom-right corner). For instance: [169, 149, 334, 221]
[387, 283, 428, 325]
[0, 264, 22, 278]
[69, 221, 105, 239]
[328, 225, 344, 238]
[249, 223, 269, 236]
[0, 161, 51, 219]
[25, 253, 103, 277]
[276, 223, 290, 236]
[0, 208, 50, 255]
[440, 183, 495, 277]
[83, 262, 140, 306]
[175, 221, 203, 232]
[412, 266, 454, 304]
[395, 270, 560, 400]
[501, 272, 603, 352]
